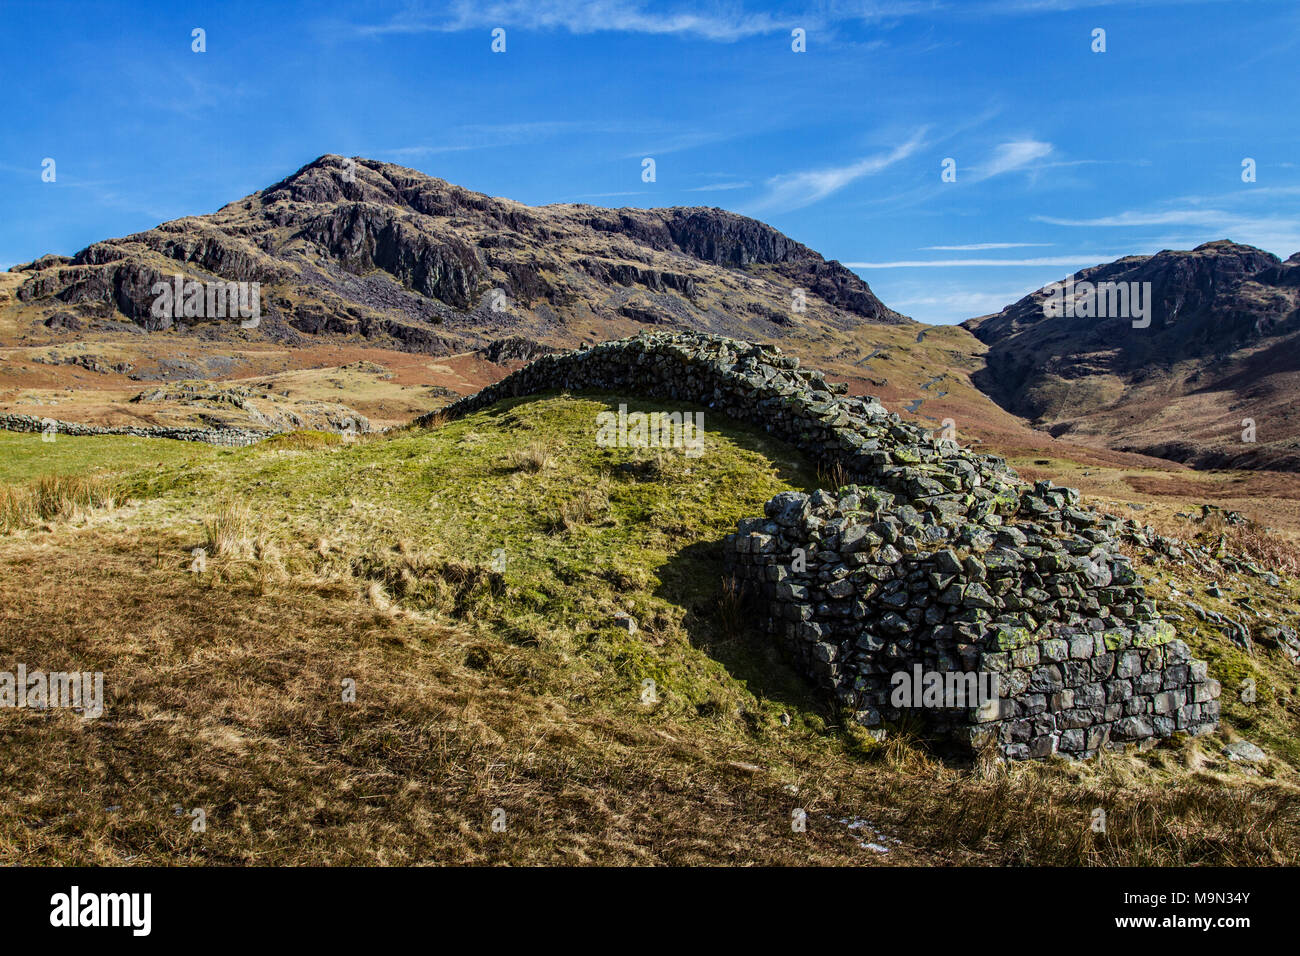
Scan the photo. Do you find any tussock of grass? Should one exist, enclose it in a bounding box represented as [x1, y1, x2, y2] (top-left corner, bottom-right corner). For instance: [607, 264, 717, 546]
[203, 500, 253, 558]
[509, 440, 554, 473]
[418, 409, 451, 430]
[548, 482, 609, 533]
[715, 575, 746, 644]
[347, 548, 506, 622]
[0, 473, 119, 532]
[816, 459, 850, 493]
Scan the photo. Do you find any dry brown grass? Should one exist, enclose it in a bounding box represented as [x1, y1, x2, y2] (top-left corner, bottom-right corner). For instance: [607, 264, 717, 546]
[509, 440, 553, 473]
[259, 430, 344, 451]
[418, 409, 451, 430]
[252, 537, 289, 595]
[815, 459, 851, 492]
[1095, 499, 1300, 576]
[0, 530, 893, 865]
[347, 548, 506, 622]
[548, 484, 609, 533]
[0, 474, 118, 533]
[869, 752, 1300, 865]
[1204, 515, 1300, 576]
[0, 528, 1296, 865]
[203, 500, 253, 558]
[715, 575, 746, 644]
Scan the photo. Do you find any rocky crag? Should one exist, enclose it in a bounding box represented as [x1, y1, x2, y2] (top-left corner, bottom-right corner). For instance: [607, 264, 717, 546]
[7, 155, 905, 357]
[422, 329, 1222, 760]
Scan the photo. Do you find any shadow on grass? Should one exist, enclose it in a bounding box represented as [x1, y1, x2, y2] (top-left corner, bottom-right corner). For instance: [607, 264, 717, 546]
[653, 539, 840, 723]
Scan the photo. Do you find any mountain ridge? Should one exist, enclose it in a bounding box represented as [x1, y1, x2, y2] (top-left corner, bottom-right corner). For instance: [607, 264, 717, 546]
[963, 239, 1300, 471]
[8, 154, 908, 352]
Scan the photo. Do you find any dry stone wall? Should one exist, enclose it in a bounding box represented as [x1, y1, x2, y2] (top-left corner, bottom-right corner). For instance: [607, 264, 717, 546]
[0, 412, 269, 447]
[423, 330, 1221, 759]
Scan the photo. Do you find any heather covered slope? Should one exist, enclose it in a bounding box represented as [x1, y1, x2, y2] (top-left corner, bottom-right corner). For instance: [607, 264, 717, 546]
[964, 241, 1300, 471]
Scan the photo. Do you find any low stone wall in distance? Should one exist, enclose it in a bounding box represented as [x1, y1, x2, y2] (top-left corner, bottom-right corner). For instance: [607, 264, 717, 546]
[0, 412, 269, 447]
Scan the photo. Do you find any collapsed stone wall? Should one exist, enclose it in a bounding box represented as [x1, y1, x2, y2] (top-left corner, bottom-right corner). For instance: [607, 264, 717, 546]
[422, 329, 1221, 759]
[731, 489, 1220, 759]
[0, 412, 269, 447]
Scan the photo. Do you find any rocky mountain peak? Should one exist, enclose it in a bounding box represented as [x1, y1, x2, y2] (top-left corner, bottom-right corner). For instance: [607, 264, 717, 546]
[962, 239, 1300, 470]
[9, 155, 907, 350]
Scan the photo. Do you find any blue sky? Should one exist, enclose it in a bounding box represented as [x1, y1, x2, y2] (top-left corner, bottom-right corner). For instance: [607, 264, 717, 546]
[2, 0, 1296, 323]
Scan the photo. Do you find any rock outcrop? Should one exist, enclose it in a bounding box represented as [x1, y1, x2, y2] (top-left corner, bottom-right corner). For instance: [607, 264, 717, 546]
[423, 329, 1221, 760]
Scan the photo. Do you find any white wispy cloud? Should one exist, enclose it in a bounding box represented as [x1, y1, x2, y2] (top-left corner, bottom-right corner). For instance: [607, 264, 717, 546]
[747, 130, 926, 213]
[845, 255, 1117, 268]
[967, 0, 1230, 11]
[888, 287, 1042, 316]
[686, 181, 751, 191]
[383, 121, 602, 158]
[966, 139, 1053, 182]
[390, 120, 754, 160]
[341, 0, 1244, 43]
[1037, 210, 1219, 228]
[356, 0, 801, 41]
[1035, 206, 1300, 256]
[622, 128, 746, 158]
[922, 242, 1053, 250]
[382, 145, 478, 158]
[567, 190, 649, 199]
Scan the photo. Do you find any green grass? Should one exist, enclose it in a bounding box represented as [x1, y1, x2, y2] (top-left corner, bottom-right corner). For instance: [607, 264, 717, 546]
[1139, 556, 1300, 769]
[257, 430, 346, 451]
[0, 430, 222, 484]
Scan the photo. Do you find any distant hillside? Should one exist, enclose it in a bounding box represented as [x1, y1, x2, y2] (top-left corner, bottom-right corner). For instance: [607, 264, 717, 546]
[11, 156, 1277, 480]
[964, 241, 1300, 471]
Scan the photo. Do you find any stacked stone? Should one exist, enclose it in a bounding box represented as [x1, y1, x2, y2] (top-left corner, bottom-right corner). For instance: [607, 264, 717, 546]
[422, 331, 1020, 505]
[0, 412, 270, 447]
[726, 488, 1220, 760]
[423, 329, 1221, 759]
